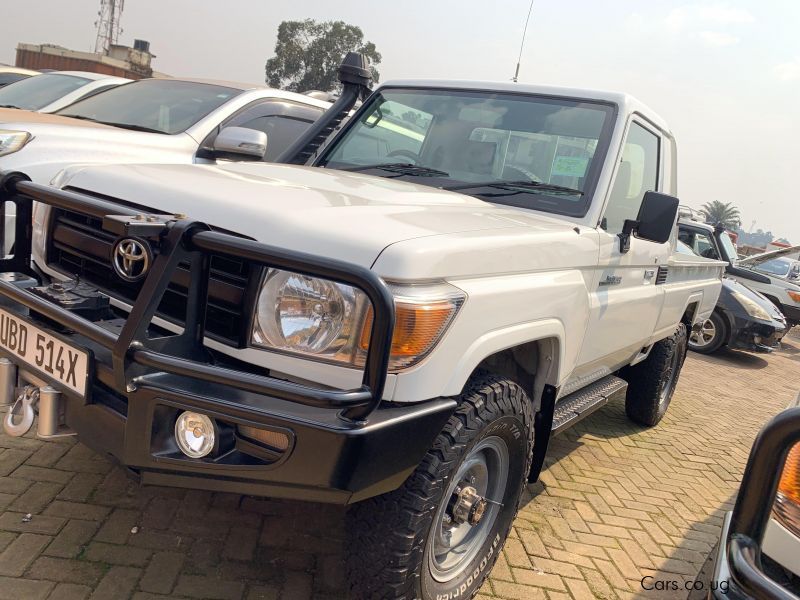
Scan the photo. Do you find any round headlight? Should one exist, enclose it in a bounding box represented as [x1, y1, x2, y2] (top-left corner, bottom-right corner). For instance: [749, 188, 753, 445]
[254, 270, 351, 353]
[174, 412, 216, 458]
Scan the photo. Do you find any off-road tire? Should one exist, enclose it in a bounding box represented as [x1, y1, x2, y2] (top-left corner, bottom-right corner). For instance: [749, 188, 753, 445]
[622, 323, 688, 427]
[687, 311, 726, 355]
[346, 374, 535, 600]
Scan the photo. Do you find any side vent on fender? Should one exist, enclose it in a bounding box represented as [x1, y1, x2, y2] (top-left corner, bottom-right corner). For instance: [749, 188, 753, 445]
[656, 266, 669, 285]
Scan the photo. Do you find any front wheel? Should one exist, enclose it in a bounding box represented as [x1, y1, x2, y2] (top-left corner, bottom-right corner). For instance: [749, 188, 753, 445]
[622, 322, 688, 427]
[688, 312, 726, 354]
[346, 374, 535, 600]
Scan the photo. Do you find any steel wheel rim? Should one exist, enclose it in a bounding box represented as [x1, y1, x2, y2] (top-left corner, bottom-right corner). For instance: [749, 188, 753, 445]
[427, 436, 510, 583]
[689, 319, 716, 348]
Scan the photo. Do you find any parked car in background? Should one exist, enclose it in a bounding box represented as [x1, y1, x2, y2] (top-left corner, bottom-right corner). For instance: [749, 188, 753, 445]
[751, 257, 800, 284]
[691, 395, 800, 599]
[0, 77, 331, 247]
[676, 240, 787, 354]
[0, 66, 39, 89]
[0, 71, 129, 113]
[0, 77, 331, 185]
[678, 218, 800, 328]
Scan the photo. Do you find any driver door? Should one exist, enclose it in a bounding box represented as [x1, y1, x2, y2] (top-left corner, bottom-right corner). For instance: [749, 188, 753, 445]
[572, 119, 667, 382]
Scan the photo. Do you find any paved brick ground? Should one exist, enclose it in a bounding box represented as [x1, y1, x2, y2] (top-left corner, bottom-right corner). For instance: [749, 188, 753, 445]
[0, 331, 798, 599]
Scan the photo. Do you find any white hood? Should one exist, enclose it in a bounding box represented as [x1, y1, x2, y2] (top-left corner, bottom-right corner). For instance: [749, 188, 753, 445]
[57, 162, 577, 272]
[0, 110, 197, 182]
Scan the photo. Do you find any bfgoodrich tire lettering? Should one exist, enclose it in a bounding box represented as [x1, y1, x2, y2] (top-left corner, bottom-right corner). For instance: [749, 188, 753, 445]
[346, 374, 535, 600]
[622, 322, 688, 427]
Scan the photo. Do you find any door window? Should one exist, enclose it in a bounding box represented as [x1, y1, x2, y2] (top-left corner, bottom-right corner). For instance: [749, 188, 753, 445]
[602, 122, 660, 234]
[237, 115, 315, 161]
[204, 99, 324, 161]
[677, 229, 720, 259]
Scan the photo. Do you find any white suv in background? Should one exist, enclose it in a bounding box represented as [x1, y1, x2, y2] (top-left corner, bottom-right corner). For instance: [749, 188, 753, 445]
[0, 77, 332, 184]
[0, 77, 331, 247]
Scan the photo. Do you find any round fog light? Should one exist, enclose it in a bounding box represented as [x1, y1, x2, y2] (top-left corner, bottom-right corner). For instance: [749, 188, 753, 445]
[174, 412, 216, 458]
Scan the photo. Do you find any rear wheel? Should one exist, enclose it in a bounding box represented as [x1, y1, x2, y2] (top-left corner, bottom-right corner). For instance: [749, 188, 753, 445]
[688, 312, 726, 354]
[346, 374, 534, 600]
[623, 323, 688, 426]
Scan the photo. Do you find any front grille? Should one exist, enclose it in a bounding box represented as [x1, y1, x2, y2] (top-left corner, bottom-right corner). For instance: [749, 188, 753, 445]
[47, 207, 255, 346]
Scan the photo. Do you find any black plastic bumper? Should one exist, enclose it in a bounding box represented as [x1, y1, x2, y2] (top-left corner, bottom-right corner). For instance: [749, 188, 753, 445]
[65, 367, 455, 503]
[728, 315, 787, 353]
[782, 303, 800, 326]
[0, 174, 456, 503]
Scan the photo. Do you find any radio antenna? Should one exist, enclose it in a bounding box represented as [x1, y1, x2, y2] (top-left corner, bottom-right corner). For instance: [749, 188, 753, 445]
[513, 0, 535, 82]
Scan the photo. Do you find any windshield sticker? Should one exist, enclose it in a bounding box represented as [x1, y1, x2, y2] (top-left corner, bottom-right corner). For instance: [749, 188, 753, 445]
[551, 156, 589, 178]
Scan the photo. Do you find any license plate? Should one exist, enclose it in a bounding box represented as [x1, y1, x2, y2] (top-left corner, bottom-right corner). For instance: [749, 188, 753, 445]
[0, 308, 90, 396]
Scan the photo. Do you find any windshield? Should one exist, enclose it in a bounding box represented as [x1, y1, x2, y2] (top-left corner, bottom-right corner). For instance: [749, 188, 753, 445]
[753, 258, 792, 278]
[319, 88, 615, 217]
[718, 230, 739, 262]
[0, 73, 91, 110]
[58, 79, 240, 134]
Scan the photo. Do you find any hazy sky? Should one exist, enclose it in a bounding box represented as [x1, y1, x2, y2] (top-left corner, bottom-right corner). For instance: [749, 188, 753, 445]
[2, 1, 798, 241]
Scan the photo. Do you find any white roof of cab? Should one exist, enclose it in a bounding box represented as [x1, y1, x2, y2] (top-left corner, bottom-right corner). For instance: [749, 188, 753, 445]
[378, 79, 672, 136]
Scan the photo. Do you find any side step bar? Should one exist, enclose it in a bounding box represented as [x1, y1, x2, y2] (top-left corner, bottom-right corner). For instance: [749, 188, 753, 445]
[551, 375, 628, 435]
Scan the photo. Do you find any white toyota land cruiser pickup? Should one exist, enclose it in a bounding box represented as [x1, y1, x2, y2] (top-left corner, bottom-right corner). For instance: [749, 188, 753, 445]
[0, 55, 722, 600]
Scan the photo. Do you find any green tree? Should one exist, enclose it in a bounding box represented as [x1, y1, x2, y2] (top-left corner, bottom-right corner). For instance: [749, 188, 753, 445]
[700, 200, 741, 230]
[265, 20, 381, 92]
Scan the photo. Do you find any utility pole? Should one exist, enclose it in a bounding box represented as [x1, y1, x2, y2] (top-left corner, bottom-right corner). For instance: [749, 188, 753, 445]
[513, 0, 535, 82]
[94, 0, 125, 55]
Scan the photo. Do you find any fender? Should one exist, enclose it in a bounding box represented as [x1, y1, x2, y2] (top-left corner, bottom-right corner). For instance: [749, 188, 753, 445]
[682, 291, 705, 324]
[442, 318, 565, 397]
[650, 290, 705, 343]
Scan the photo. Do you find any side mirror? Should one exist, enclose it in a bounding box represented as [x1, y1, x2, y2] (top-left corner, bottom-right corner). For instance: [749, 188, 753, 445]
[619, 191, 679, 252]
[212, 127, 268, 160]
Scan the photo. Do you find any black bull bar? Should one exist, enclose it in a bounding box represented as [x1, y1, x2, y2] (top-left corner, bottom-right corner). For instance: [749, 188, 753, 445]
[0, 174, 396, 423]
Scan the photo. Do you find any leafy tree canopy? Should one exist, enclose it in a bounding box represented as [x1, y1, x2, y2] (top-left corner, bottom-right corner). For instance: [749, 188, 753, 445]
[700, 200, 741, 230]
[265, 19, 381, 92]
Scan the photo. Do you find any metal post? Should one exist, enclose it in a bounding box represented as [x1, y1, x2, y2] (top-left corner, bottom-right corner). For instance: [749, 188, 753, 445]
[0, 358, 15, 408]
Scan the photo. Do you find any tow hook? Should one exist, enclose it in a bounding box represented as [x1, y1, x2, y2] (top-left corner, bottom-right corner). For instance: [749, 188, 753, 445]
[3, 385, 38, 437]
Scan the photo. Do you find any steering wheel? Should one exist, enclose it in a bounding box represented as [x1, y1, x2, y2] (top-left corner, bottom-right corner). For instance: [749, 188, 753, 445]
[386, 149, 419, 163]
[502, 164, 542, 182]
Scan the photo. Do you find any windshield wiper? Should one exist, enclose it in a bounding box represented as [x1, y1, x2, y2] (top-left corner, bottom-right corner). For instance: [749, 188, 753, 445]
[58, 115, 166, 134]
[96, 121, 166, 134]
[341, 162, 450, 178]
[443, 180, 584, 196]
[60, 115, 97, 122]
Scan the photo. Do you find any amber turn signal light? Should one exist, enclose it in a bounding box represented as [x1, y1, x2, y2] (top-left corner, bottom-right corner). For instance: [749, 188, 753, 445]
[360, 298, 460, 370]
[775, 442, 800, 534]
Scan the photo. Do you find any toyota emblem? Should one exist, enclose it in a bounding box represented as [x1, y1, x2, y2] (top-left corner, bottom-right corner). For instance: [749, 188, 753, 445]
[112, 238, 152, 282]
